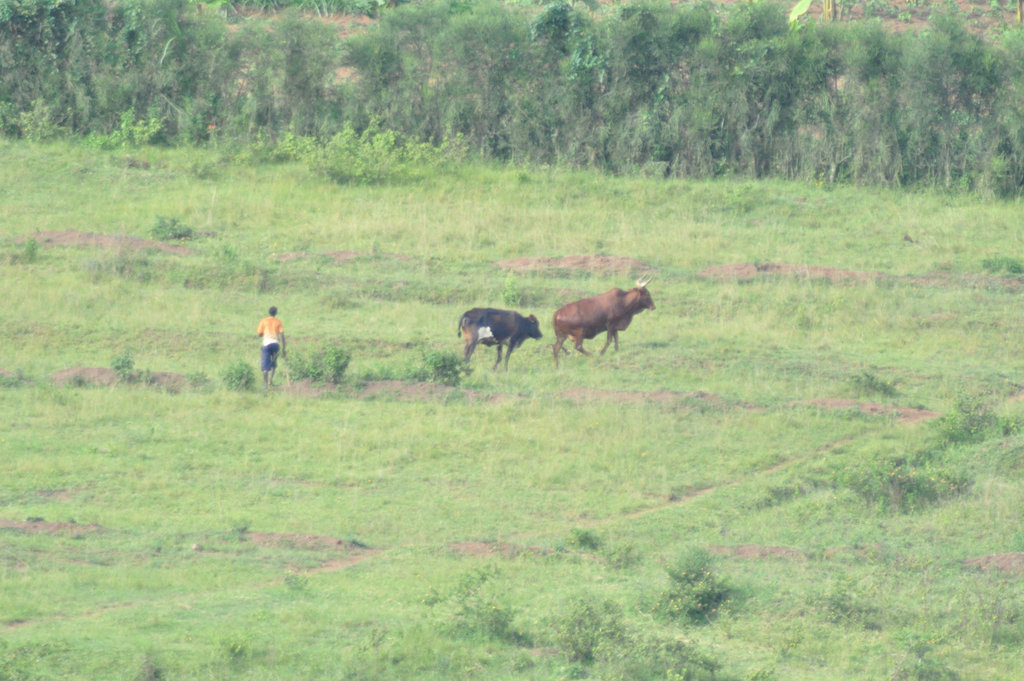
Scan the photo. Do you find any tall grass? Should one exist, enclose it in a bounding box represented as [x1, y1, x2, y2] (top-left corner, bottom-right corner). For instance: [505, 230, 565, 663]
[2, 140, 1024, 680]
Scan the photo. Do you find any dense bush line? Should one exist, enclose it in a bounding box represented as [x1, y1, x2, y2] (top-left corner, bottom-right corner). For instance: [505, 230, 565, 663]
[5, 0, 1024, 193]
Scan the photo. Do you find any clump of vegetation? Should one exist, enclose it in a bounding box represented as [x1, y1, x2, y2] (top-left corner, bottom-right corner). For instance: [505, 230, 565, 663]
[656, 547, 730, 624]
[566, 528, 602, 551]
[554, 594, 720, 679]
[419, 349, 471, 387]
[112, 349, 136, 382]
[554, 595, 626, 664]
[937, 391, 998, 445]
[502, 272, 521, 307]
[981, 256, 1024, 275]
[151, 216, 194, 242]
[852, 370, 898, 397]
[309, 122, 457, 185]
[288, 343, 351, 384]
[222, 360, 256, 391]
[427, 566, 527, 645]
[840, 452, 971, 513]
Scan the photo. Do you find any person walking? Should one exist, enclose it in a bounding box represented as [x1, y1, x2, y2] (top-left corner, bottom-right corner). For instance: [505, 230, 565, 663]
[257, 306, 286, 388]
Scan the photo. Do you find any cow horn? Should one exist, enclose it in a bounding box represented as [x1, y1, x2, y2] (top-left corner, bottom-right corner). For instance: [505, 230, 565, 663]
[636, 273, 654, 288]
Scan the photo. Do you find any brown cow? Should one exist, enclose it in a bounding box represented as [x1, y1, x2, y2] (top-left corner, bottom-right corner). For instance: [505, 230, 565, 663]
[551, 275, 655, 368]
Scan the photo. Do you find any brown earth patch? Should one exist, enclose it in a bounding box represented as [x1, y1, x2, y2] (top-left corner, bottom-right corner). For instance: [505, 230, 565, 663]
[709, 544, 806, 560]
[699, 262, 884, 283]
[0, 519, 100, 536]
[963, 553, 1024, 575]
[496, 255, 654, 276]
[51, 367, 118, 387]
[797, 398, 939, 423]
[21, 230, 195, 255]
[50, 367, 189, 391]
[244, 531, 380, 571]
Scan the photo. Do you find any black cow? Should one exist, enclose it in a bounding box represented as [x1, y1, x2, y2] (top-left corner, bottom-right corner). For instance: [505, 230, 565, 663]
[458, 307, 543, 371]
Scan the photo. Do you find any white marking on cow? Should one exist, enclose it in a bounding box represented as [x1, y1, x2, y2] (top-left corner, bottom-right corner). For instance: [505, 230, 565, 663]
[477, 326, 494, 340]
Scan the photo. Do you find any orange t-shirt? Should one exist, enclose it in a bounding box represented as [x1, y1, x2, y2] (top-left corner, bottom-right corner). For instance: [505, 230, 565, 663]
[257, 317, 283, 345]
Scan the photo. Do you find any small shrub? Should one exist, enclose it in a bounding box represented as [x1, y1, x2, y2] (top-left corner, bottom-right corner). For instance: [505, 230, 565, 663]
[22, 237, 39, 263]
[222, 360, 256, 391]
[288, 343, 351, 384]
[852, 370, 898, 397]
[554, 595, 626, 664]
[566, 528, 602, 551]
[421, 349, 471, 387]
[502, 272, 522, 307]
[657, 547, 730, 624]
[151, 216, 194, 242]
[937, 391, 997, 444]
[841, 452, 971, 513]
[112, 349, 136, 382]
[981, 256, 1024, 275]
[430, 566, 527, 644]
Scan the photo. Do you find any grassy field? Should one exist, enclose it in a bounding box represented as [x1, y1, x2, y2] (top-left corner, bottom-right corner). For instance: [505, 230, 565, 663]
[2, 138, 1024, 681]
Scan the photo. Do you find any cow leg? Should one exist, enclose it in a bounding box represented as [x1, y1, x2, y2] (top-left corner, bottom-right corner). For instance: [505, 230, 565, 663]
[552, 334, 567, 368]
[573, 336, 592, 357]
[464, 338, 478, 362]
[599, 330, 618, 356]
[492, 345, 504, 371]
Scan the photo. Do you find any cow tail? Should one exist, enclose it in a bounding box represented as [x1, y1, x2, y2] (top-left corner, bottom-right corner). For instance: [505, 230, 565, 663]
[457, 314, 467, 336]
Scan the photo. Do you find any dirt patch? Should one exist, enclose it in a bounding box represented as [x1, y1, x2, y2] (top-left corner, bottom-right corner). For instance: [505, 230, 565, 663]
[244, 531, 380, 571]
[496, 255, 654, 276]
[709, 544, 806, 560]
[963, 553, 1024, 575]
[49, 367, 188, 391]
[699, 262, 884, 284]
[0, 519, 100, 536]
[797, 398, 939, 423]
[21, 230, 195, 255]
[51, 367, 118, 387]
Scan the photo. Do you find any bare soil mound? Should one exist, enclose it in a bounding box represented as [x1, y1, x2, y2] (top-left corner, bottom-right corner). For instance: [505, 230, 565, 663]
[50, 367, 188, 391]
[709, 544, 806, 560]
[22, 230, 195, 255]
[51, 367, 118, 387]
[496, 255, 654, 275]
[797, 398, 939, 423]
[243, 531, 379, 571]
[699, 262, 884, 283]
[963, 553, 1024, 574]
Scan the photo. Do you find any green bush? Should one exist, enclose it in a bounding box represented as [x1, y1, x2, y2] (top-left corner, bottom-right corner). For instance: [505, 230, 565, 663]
[937, 391, 998, 444]
[841, 452, 971, 513]
[151, 216, 194, 242]
[222, 360, 256, 391]
[554, 595, 626, 664]
[112, 349, 136, 382]
[420, 349, 471, 387]
[656, 547, 730, 624]
[288, 343, 351, 384]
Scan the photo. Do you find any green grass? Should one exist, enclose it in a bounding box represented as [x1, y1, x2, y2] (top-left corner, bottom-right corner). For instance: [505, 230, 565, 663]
[2, 138, 1024, 680]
